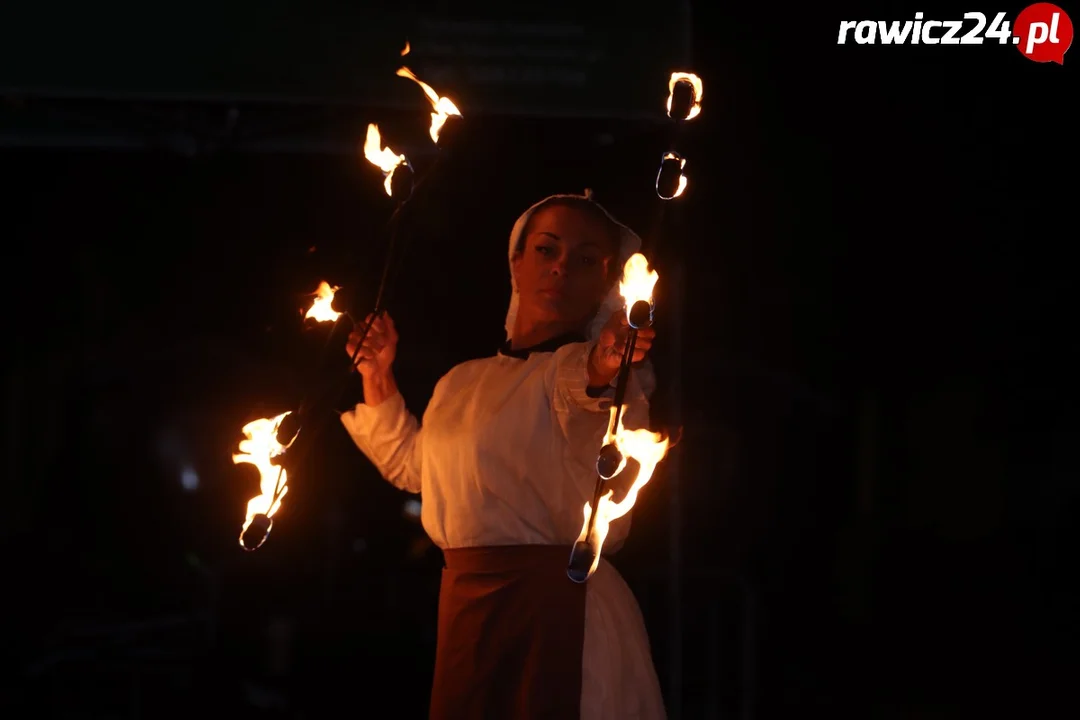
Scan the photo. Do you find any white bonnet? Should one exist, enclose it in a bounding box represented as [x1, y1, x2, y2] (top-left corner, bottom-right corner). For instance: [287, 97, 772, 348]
[504, 189, 643, 342]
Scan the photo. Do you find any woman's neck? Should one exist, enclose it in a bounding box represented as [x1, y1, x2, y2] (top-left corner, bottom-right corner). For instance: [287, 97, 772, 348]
[510, 317, 583, 350]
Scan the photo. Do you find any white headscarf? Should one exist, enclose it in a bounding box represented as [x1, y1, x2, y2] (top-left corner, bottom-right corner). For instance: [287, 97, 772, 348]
[504, 190, 643, 343]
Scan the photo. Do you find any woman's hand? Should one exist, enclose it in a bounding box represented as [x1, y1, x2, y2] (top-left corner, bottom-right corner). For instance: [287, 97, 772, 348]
[589, 309, 656, 385]
[346, 312, 399, 379]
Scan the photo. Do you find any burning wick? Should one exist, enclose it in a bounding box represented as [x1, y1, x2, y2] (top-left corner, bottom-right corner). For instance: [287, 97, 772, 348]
[330, 286, 354, 315]
[596, 443, 625, 481]
[666, 72, 703, 121]
[304, 281, 342, 323]
[569, 408, 671, 583]
[363, 123, 414, 201]
[628, 300, 653, 330]
[395, 66, 462, 144]
[656, 152, 688, 200]
[233, 412, 292, 551]
[242, 513, 273, 552]
[619, 253, 659, 328]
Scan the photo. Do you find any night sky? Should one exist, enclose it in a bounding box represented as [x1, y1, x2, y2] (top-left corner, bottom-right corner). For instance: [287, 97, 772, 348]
[4, 3, 1077, 718]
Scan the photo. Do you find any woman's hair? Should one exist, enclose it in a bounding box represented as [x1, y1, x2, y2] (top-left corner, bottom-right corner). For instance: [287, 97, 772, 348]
[516, 196, 624, 284]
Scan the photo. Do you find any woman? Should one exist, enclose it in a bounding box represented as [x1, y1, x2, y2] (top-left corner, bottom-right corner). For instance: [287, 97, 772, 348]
[341, 191, 666, 719]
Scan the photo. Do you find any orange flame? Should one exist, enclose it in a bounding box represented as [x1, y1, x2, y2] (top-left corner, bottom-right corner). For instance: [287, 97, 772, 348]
[304, 281, 341, 323]
[395, 66, 462, 144]
[363, 123, 410, 197]
[666, 72, 704, 121]
[575, 408, 671, 576]
[233, 412, 291, 544]
[618, 253, 659, 322]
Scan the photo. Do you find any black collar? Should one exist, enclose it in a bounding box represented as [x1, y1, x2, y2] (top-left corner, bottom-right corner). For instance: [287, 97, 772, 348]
[499, 331, 586, 359]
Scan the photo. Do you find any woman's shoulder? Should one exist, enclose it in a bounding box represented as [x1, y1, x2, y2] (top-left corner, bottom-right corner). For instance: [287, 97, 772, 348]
[551, 340, 592, 359]
[432, 354, 503, 391]
[431, 341, 595, 396]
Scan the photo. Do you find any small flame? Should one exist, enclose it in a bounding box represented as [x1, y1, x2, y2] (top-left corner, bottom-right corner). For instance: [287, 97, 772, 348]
[363, 123, 410, 197]
[401, 40, 410, 56]
[395, 66, 462, 144]
[666, 72, 704, 121]
[618, 253, 660, 321]
[576, 408, 671, 576]
[662, 152, 689, 198]
[233, 412, 291, 543]
[304, 281, 341, 323]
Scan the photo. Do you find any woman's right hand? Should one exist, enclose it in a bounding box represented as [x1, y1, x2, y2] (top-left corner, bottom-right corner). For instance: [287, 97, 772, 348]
[346, 312, 398, 378]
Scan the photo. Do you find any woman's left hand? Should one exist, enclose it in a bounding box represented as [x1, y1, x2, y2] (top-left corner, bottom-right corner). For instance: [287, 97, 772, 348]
[593, 309, 656, 374]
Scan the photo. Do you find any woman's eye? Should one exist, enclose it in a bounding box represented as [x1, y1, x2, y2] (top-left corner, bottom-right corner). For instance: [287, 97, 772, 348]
[581, 256, 598, 266]
[536, 245, 554, 256]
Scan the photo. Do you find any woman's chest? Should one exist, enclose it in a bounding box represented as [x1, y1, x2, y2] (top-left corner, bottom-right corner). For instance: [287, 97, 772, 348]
[424, 360, 555, 464]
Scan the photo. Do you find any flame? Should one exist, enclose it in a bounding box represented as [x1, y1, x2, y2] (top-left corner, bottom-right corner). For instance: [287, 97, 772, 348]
[233, 412, 291, 541]
[662, 152, 689, 198]
[401, 40, 410, 56]
[304, 281, 341, 323]
[618, 253, 660, 321]
[363, 123, 410, 197]
[666, 72, 704, 121]
[395, 66, 462, 144]
[575, 408, 671, 576]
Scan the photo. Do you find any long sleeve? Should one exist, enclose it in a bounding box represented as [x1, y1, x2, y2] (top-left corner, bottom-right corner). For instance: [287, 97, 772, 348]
[551, 341, 655, 423]
[339, 391, 423, 494]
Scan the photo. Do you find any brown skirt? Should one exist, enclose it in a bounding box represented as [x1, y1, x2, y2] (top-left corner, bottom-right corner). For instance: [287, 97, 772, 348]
[428, 545, 587, 720]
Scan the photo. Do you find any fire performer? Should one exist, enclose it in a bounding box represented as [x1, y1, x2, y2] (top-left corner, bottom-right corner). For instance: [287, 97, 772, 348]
[340, 191, 665, 719]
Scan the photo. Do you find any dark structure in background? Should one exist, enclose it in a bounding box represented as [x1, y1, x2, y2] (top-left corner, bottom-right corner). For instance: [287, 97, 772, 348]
[3, 2, 1076, 719]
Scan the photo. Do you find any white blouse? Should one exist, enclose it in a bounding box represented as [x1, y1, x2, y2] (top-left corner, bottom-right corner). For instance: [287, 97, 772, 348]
[341, 339, 667, 719]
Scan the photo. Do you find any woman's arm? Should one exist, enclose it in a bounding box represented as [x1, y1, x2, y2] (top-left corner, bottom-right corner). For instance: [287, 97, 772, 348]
[553, 340, 656, 418]
[362, 366, 400, 407]
[340, 369, 423, 493]
[564, 309, 657, 414]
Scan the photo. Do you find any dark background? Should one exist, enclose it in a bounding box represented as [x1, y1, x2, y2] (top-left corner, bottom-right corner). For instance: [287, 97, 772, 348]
[3, 2, 1076, 718]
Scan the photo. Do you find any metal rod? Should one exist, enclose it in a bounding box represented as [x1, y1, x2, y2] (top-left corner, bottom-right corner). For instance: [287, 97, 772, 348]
[328, 145, 453, 400]
[294, 141, 450, 421]
[659, 16, 695, 706]
[582, 328, 638, 543]
[607, 329, 639, 444]
[345, 200, 406, 367]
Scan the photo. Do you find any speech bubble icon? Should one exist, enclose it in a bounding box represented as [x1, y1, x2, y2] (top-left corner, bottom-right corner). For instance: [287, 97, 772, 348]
[1014, 3, 1074, 64]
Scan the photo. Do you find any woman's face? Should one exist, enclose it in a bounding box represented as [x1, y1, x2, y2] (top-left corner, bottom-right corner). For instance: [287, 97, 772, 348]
[511, 204, 617, 329]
